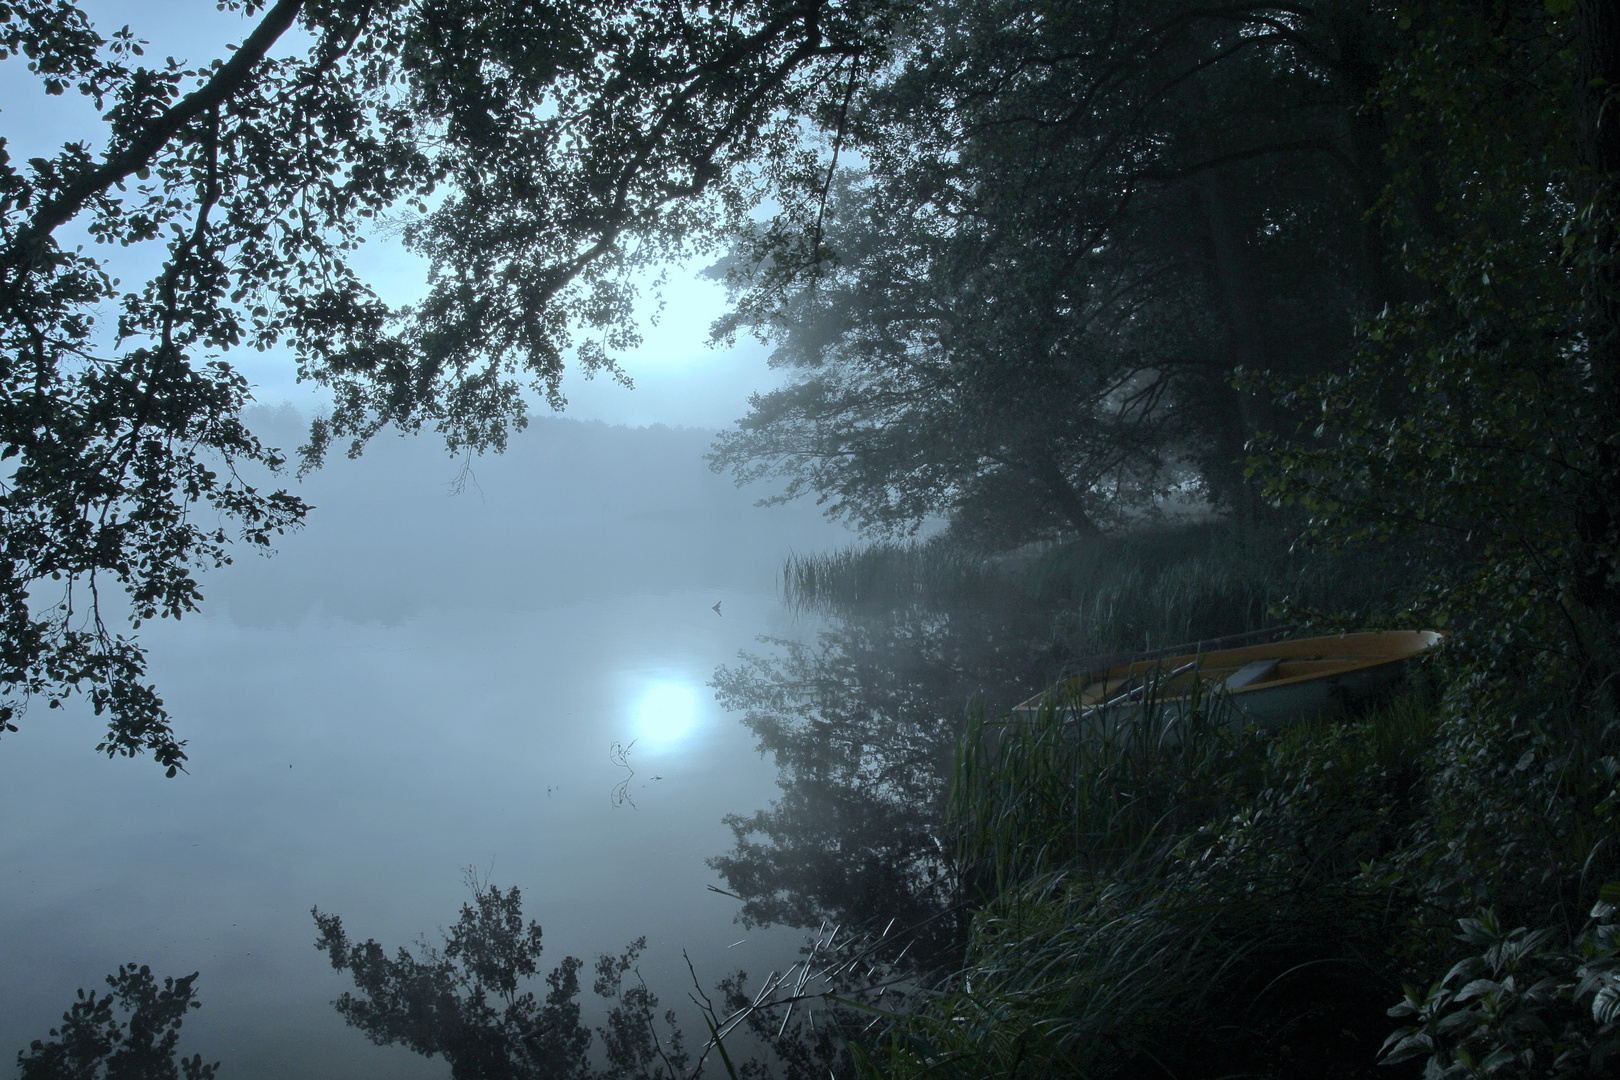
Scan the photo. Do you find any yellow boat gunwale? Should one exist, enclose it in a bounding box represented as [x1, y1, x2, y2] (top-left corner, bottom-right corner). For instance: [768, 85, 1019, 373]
[1016, 630, 1443, 714]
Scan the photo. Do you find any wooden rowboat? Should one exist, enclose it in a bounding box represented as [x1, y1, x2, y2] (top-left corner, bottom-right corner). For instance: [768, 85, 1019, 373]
[1013, 630, 1443, 728]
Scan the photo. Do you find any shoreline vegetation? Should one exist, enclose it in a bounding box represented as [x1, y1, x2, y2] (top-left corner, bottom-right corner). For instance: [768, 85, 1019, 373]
[722, 523, 1620, 1080]
[16, 520, 1620, 1079]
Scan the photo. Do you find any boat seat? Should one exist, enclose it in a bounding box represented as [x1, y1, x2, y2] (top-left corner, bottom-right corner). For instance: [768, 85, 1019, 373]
[1222, 657, 1281, 690]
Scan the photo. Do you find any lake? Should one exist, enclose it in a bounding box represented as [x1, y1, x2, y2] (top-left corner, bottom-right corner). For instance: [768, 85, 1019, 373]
[0, 411, 854, 1077]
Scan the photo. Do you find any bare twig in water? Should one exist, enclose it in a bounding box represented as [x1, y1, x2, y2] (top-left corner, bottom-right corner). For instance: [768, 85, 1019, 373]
[609, 740, 637, 810]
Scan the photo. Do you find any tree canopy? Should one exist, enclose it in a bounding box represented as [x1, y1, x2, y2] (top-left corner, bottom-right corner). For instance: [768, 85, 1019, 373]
[710, 0, 1402, 542]
[0, 0, 895, 767]
[707, 0, 1620, 673]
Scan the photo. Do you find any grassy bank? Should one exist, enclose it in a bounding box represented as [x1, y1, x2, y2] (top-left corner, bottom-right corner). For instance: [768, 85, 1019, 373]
[774, 524, 1620, 1080]
[857, 676, 1620, 1078]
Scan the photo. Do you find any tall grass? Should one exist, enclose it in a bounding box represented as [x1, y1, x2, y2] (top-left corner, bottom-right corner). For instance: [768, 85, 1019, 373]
[855, 684, 1442, 1080]
[1048, 552, 1281, 655]
[769, 520, 1456, 1079]
[952, 685, 1241, 891]
[787, 521, 1426, 671]
[782, 541, 1009, 615]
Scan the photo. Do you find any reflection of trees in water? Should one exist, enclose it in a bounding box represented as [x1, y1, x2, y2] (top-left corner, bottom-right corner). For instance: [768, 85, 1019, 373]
[16, 965, 218, 1080]
[312, 876, 708, 1080]
[709, 598, 1059, 974]
[304, 876, 915, 1080]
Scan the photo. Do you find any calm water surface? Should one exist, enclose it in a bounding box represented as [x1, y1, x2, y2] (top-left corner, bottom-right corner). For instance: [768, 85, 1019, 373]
[0, 413, 850, 1077]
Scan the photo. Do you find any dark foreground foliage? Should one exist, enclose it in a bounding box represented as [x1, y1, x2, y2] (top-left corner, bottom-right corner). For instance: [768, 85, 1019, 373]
[844, 659, 1620, 1079]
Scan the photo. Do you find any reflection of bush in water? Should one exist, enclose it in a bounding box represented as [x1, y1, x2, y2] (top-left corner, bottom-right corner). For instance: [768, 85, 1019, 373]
[15, 965, 219, 1080]
[307, 874, 926, 1080]
[709, 610, 1018, 977]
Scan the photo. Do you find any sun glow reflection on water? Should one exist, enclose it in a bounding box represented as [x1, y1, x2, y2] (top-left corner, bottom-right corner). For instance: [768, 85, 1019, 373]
[633, 680, 702, 749]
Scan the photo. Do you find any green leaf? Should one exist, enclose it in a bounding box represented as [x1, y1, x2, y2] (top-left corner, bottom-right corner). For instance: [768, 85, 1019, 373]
[1595, 983, 1620, 1024]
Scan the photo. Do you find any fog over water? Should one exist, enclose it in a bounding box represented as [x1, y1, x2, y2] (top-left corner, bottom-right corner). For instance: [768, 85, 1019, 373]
[0, 407, 856, 1077]
[2, 5, 857, 1068]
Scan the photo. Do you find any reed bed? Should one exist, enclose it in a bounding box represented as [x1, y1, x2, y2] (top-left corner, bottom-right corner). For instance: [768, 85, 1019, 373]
[774, 522, 1452, 1079]
[787, 523, 1422, 670]
[782, 541, 1009, 615]
[855, 682, 1434, 1080]
[952, 681, 1241, 890]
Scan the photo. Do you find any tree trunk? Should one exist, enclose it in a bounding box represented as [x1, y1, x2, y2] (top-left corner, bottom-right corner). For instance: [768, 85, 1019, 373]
[1032, 456, 1102, 537]
[1577, 0, 1620, 408]
[1197, 170, 1275, 528]
[1572, 0, 1620, 682]
[1326, 5, 1401, 313]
